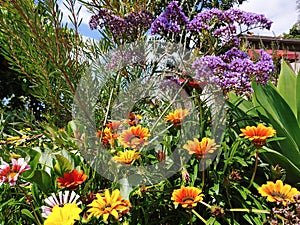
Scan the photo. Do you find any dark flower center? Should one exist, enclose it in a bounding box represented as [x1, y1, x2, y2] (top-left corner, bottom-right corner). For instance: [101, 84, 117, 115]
[182, 196, 195, 202]
[270, 191, 287, 199]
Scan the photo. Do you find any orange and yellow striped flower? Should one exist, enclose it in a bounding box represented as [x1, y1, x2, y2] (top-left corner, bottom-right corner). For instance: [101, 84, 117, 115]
[183, 137, 218, 159]
[240, 123, 276, 148]
[118, 125, 150, 148]
[171, 186, 204, 209]
[257, 180, 300, 206]
[87, 189, 131, 223]
[57, 169, 88, 190]
[165, 109, 189, 127]
[113, 150, 140, 165]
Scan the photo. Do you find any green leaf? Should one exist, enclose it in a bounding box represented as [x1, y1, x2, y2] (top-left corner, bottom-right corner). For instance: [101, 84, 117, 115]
[261, 147, 300, 184]
[53, 154, 73, 176]
[252, 82, 300, 167]
[29, 170, 53, 194]
[277, 61, 297, 115]
[21, 209, 35, 220]
[296, 70, 300, 123]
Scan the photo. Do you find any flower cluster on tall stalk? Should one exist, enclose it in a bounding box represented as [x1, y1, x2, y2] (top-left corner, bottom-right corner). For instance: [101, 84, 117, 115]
[193, 47, 275, 95]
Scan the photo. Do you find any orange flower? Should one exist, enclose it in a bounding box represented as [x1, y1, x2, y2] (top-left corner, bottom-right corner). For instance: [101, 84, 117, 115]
[257, 180, 300, 206]
[113, 150, 140, 165]
[165, 109, 189, 127]
[105, 120, 122, 131]
[118, 125, 150, 148]
[183, 137, 218, 159]
[57, 169, 88, 190]
[97, 127, 117, 147]
[127, 112, 142, 126]
[240, 123, 276, 148]
[171, 186, 204, 209]
[87, 189, 131, 223]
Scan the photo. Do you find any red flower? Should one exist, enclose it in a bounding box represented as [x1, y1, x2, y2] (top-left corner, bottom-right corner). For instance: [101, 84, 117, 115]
[57, 169, 87, 190]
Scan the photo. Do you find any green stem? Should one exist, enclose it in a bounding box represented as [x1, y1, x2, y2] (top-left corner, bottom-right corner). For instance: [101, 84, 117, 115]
[247, 150, 259, 189]
[17, 185, 42, 225]
[189, 210, 193, 225]
[192, 209, 207, 224]
[201, 160, 205, 188]
[228, 208, 270, 214]
[199, 201, 211, 209]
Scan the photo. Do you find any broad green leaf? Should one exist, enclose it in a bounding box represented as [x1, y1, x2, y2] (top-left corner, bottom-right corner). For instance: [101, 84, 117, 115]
[227, 92, 257, 116]
[29, 170, 53, 194]
[54, 154, 73, 176]
[261, 147, 300, 185]
[252, 82, 300, 166]
[296, 71, 300, 123]
[277, 61, 297, 115]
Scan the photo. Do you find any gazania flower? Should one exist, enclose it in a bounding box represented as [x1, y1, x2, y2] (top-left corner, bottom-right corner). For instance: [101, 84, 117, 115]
[106, 120, 123, 131]
[118, 125, 150, 148]
[57, 169, 88, 190]
[165, 108, 189, 126]
[97, 127, 117, 147]
[257, 180, 300, 206]
[171, 186, 204, 209]
[42, 190, 82, 218]
[183, 137, 218, 159]
[240, 123, 276, 148]
[44, 203, 82, 225]
[87, 189, 131, 223]
[113, 150, 140, 165]
[0, 158, 30, 186]
[127, 112, 142, 126]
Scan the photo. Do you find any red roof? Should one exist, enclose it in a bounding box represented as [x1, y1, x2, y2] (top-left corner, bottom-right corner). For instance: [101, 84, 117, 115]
[248, 49, 299, 60]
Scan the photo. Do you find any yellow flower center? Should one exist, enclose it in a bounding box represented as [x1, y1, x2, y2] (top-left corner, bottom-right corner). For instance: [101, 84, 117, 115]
[7, 172, 18, 179]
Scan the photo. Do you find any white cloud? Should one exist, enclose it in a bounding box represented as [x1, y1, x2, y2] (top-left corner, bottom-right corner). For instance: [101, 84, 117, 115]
[238, 0, 298, 36]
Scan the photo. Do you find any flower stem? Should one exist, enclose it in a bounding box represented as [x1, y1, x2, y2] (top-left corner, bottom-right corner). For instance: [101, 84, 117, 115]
[228, 208, 270, 214]
[192, 209, 207, 224]
[200, 201, 211, 209]
[189, 210, 193, 225]
[201, 160, 205, 188]
[17, 185, 42, 225]
[247, 149, 259, 189]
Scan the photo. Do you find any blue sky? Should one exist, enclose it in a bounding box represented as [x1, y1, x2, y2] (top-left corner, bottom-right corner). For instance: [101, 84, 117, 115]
[58, 0, 298, 40]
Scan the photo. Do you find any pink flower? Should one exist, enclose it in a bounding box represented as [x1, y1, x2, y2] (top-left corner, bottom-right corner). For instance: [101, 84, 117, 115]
[0, 158, 30, 186]
[42, 190, 82, 218]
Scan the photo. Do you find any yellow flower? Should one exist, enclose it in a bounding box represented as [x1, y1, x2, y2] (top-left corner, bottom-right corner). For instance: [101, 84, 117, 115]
[113, 150, 140, 165]
[87, 189, 131, 223]
[183, 137, 218, 159]
[240, 123, 276, 148]
[257, 180, 300, 206]
[165, 109, 189, 127]
[171, 186, 204, 209]
[118, 125, 150, 148]
[44, 203, 82, 225]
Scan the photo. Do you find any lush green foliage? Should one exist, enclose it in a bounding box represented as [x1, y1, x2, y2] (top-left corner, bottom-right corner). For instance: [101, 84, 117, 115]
[0, 0, 299, 225]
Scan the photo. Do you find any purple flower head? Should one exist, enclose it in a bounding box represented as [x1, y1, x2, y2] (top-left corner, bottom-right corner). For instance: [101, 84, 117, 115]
[187, 8, 272, 46]
[193, 48, 274, 95]
[151, 1, 189, 34]
[89, 9, 154, 39]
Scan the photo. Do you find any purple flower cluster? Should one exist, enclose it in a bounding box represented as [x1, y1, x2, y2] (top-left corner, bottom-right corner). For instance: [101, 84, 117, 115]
[188, 8, 272, 46]
[192, 47, 274, 95]
[268, 194, 300, 225]
[150, 2, 272, 47]
[89, 9, 154, 39]
[150, 1, 189, 34]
